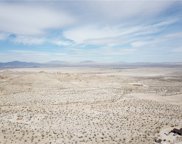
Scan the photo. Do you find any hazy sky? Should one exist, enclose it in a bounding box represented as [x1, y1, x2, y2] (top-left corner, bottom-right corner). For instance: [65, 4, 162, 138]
[0, 0, 182, 63]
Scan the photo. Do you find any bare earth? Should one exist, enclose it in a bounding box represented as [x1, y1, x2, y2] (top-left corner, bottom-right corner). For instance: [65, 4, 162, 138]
[0, 67, 182, 144]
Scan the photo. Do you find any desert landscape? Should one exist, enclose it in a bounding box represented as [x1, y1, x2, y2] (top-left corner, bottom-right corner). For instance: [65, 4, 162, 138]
[0, 66, 182, 144]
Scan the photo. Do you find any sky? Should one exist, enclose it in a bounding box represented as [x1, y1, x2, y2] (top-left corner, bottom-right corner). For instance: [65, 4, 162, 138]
[0, 0, 182, 63]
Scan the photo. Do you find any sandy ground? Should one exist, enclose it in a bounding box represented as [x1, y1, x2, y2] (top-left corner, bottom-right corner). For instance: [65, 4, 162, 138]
[0, 67, 182, 144]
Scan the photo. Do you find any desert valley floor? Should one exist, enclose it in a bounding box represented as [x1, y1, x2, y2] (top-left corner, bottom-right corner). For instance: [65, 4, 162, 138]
[0, 67, 182, 144]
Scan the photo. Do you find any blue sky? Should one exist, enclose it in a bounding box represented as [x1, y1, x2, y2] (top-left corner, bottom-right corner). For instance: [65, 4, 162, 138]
[0, 0, 182, 63]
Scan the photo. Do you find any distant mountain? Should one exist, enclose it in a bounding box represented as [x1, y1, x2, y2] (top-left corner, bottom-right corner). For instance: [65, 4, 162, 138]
[0, 61, 42, 68]
[0, 61, 182, 68]
[47, 60, 69, 65]
[80, 60, 95, 63]
[79, 60, 96, 64]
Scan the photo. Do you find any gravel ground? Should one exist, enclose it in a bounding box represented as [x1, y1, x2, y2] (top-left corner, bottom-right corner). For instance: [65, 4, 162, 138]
[0, 67, 182, 144]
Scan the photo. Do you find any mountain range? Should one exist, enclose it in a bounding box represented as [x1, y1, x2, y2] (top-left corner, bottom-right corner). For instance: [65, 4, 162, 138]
[0, 61, 182, 68]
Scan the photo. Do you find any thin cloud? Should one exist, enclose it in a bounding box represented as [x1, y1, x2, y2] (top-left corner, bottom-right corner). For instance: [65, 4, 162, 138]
[0, 3, 75, 35]
[0, 1, 182, 62]
[0, 33, 8, 40]
[64, 17, 178, 46]
[12, 35, 45, 45]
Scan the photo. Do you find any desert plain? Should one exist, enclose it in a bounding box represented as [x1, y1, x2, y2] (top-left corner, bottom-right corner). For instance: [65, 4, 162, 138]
[0, 66, 182, 144]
